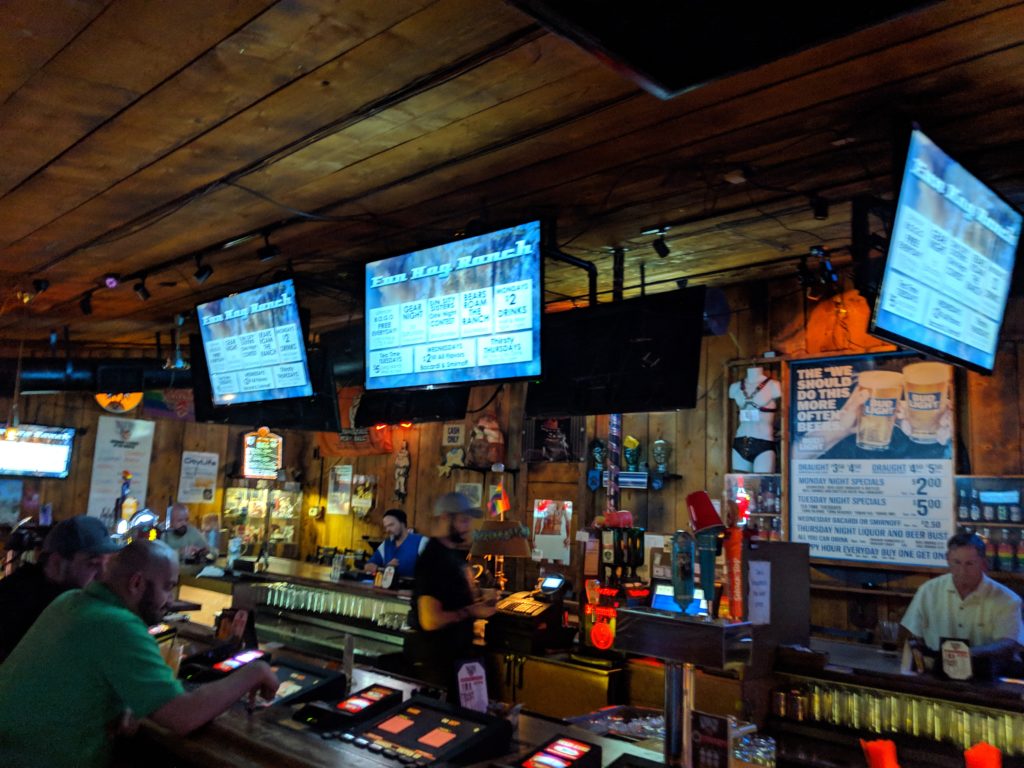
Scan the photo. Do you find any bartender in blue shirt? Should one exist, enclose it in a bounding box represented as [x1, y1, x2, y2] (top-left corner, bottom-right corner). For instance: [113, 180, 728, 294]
[364, 509, 426, 579]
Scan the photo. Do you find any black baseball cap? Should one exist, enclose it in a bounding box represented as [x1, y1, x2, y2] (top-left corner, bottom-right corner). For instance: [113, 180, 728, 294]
[43, 516, 121, 558]
[432, 492, 484, 519]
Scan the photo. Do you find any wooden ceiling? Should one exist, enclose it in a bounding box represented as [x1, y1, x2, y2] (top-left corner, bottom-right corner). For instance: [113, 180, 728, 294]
[1, 0, 1023, 354]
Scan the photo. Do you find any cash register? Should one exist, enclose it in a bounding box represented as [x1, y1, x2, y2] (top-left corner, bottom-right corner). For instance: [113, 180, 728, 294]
[486, 573, 573, 654]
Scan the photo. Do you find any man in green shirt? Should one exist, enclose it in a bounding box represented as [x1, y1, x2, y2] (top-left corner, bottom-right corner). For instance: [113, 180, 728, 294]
[0, 539, 278, 768]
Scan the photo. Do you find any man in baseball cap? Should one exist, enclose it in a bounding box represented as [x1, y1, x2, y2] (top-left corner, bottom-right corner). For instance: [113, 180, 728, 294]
[406, 492, 492, 695]
[0, 516, 120, 662]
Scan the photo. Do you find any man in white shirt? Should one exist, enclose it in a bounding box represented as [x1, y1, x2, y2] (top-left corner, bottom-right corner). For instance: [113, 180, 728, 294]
[901, 532, 1023, 663]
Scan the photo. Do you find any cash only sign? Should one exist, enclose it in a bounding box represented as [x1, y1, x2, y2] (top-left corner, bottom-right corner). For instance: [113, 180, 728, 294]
[788, 352, 955, 568]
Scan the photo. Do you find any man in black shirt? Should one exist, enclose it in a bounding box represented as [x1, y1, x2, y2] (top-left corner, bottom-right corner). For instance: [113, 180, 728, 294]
[408, 492, 495, 695]
[0, 516, 120, 662]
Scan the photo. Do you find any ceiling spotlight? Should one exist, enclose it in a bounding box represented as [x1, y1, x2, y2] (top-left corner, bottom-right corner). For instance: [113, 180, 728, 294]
[811, 195, 829, 221]
[257, 234, 281, 262]
[652, 234, 670, 259]
[104, 274, 120, 289]
[32, 279, 49, 295]
[133, 278, 151, 301]
[193, 257, 213, 285]
[80, 292, 93, 316]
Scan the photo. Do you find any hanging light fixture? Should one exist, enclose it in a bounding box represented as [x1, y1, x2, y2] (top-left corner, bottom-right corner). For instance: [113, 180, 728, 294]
[257, 233, 281, 262]
[133, 277, 151, 301]
[193, 256, 213, 285]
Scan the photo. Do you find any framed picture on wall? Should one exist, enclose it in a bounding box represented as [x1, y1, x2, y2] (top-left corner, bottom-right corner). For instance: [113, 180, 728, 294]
[455, 482, 483, 510]
[521, 416, 586, 463]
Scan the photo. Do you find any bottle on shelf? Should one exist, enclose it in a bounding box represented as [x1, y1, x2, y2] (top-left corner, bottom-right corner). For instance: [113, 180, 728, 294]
[1011, 503, 1023, 524]
[957, 488, 969, 521]
[763, 479, 776, 516]
[969, 489, 982, 522]
[981, 528, 998, 570]
[997, 504, 1009, 523]
[983, 501, 995, 522]
[998, 529, 1016, 573]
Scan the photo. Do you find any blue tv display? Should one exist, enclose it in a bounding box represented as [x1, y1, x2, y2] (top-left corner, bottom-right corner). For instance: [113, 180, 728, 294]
[0, 425, 76, 479]
[196, 279, 313, 406]
[364, 221, 543, 390]
[871, 127, 1022, 374]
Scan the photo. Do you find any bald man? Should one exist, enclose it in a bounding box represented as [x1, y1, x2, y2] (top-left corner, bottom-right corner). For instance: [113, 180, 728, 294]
[164, 503, 209, 562]
[0, 540, 278, 768]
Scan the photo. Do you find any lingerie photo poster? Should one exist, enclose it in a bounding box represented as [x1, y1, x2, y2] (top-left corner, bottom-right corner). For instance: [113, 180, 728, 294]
[788, 352, 955, 568]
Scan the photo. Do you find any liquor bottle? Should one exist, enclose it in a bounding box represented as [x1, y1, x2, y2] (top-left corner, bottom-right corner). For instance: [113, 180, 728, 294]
[998, 530, 1015, 573]
[983, 502, 995, 522]
[762, 479, 776, 516]
[1011, 503, 1022, 524]
[735, 476, 750, 526]
[957, 488, 968, 520]
[997, 504, 1009, 523]
[969, 490, 982, 522]
[114, 470, 138, 532]
[981, 528, 998, 570]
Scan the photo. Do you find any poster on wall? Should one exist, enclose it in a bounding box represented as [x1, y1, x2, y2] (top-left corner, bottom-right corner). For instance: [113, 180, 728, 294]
[177, 451, 219, 504]
[0, 479, 23, 526]
[87, 416, 156, 522]
[327, 464, 354, 515]
[532, 499, 572, 563]
[788, 352, 955, 568]
[352, 474, 377, 518]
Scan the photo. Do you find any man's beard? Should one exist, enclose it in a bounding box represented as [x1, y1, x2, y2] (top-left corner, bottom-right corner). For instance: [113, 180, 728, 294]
[139, 581, 167, 626]
[173, 526, 188, 536]
[448, 521, 465, 545]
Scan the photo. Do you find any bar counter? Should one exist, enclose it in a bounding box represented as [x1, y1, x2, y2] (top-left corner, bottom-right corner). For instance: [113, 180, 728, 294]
[133, 665, 663, 768]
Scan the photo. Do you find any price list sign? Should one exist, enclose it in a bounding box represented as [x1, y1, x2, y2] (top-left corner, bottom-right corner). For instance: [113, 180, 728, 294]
[788, 353, 955, 568]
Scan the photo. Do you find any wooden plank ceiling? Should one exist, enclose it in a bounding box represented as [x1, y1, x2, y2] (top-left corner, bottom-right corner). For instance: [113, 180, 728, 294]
[0, 0, 1022, 352]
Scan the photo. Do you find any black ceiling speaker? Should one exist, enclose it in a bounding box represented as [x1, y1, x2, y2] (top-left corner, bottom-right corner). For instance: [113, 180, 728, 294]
[508, 1, 940, 99]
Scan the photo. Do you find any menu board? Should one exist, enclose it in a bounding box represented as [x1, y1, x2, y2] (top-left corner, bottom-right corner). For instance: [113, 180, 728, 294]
[788, 352, 955, 568]
[364, 221, 542, 390]
[242, 429, 282, 480]
[196, 279, 312, 406]
[871, 128, 1021, 373]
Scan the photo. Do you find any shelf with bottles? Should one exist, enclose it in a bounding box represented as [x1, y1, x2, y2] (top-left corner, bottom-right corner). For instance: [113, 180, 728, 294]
[724, 472, 785, 540]
[955, 475, 1023, 526]
[956, 524, 1024, 575]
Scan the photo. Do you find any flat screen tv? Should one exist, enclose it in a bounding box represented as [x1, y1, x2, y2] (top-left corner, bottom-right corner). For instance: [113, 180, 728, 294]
[526, 287, 706, 417]
[0, 425, 75, 479]
[190, 335, 340, 432]
[870, 126, 1022, 374]
[364, 220, 543, 390]
[196, 278, 313, 405]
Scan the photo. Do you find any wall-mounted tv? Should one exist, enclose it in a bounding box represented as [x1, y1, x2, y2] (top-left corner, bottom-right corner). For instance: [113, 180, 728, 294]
[364, 221, 543, 390]
[190, 335, 340, 432]
[526, 287, 706, 417]
[0, 425, 76, 479]
[196, 279, 313, 405]
[870, 127, 1022, 374]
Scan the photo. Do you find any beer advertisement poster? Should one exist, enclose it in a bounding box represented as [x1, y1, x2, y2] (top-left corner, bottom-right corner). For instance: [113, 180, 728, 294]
[788, 352, 954, 568]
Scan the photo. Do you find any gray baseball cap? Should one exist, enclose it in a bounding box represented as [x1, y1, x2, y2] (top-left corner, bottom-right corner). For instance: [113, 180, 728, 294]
[432, 492, 483, 519]
[43, 516, 121, 558]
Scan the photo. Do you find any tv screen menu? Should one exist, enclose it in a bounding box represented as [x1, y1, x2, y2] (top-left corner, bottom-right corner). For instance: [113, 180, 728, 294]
[364, 221, 542, 390]
[871, 128, 1022, 373]
[196, 279, 313, 406]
